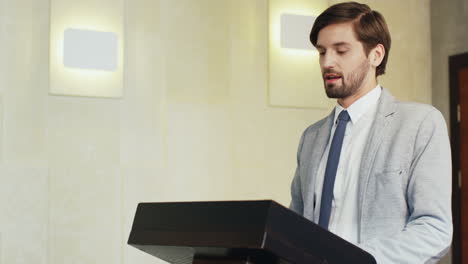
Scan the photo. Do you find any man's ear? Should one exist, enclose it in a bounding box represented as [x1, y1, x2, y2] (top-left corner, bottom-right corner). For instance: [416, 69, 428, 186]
[369, 44, 385, 68]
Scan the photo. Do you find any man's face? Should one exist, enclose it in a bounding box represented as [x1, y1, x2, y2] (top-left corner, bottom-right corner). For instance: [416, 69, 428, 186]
[315, 22, 372, 99]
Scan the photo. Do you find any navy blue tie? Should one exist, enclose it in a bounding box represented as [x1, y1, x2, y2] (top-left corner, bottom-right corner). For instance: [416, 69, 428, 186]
[318, 110, 350, 229]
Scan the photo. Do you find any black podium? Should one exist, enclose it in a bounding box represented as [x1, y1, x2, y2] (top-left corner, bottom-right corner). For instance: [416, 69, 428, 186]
[128, 200, 376, 264]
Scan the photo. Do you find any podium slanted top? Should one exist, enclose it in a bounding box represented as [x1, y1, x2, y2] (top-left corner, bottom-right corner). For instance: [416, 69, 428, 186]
[128, 200, 376, 264]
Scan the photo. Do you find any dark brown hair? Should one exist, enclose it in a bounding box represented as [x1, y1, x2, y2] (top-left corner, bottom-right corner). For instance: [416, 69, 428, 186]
[310, 2, 391, 76]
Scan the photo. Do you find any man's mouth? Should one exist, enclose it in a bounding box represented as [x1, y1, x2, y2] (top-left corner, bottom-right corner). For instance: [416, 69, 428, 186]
[324, 73, 342, 84]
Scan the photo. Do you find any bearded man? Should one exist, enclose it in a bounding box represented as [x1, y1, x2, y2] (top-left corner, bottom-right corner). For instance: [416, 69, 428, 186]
[289, 2, 452, 263]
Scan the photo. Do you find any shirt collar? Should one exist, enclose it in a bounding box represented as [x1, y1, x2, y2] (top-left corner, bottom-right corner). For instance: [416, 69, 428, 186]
[333, 85, 382, 124]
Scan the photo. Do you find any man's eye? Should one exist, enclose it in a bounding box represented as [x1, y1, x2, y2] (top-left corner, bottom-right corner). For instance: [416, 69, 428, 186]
[319, 51, 325, 56]
[337, 50, 347, 55]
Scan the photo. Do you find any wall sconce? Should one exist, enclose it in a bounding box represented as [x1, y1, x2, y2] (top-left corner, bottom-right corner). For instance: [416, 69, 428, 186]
[280, 13, 316, 50]
[268, 0, 332, 109]
[63, 28, 118, 72]
[49, 0, 124, 98]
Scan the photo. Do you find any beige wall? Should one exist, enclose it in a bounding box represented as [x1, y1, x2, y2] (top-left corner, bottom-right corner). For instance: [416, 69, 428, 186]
[431, 0, 468, 123]
[0, 0, 441, 263]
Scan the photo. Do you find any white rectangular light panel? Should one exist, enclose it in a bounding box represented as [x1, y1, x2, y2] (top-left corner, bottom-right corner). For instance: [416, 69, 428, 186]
[280, 13, 316, 50]
[63, 28, 118, 71]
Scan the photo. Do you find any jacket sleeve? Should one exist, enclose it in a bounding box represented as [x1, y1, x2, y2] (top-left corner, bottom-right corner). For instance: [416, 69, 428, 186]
[358, 108, 453, 263]
[290, 130, 307, 215]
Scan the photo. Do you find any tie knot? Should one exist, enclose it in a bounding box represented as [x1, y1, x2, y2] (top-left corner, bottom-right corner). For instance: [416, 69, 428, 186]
[338, 110, 350, 122]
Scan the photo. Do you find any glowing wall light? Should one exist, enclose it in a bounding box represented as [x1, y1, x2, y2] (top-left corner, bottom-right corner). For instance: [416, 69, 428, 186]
[268, 0, 332, 109]
[280, 14, 316, 50]
[49, 0, 124, 98]
[63, 28, 118, 72]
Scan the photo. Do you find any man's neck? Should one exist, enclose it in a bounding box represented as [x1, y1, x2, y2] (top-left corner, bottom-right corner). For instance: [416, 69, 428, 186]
[337, 78, 378, 108]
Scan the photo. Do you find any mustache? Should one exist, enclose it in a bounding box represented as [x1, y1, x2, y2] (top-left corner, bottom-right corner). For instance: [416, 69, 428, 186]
[322, 69, 343, 76]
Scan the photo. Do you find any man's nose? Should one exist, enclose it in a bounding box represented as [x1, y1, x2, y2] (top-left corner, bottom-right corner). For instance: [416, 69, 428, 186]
[321, 53, 336, 69]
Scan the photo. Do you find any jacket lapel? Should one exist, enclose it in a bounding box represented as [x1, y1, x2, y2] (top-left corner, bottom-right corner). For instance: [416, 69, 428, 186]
[357, 88, 397, 223]
[303, 110, 334, 218]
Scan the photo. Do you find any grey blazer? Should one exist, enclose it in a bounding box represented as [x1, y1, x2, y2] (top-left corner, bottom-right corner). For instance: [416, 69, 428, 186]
[290, 88, 452, 263]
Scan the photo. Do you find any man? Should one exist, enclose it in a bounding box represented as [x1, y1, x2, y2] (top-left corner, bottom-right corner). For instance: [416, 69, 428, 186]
[289, 2, 452, 263]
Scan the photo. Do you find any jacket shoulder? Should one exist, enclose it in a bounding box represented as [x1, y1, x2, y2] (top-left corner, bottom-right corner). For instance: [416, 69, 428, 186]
[395, 100, 446, 125]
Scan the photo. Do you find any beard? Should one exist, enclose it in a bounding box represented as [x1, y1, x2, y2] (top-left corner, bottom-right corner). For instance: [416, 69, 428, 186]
[323, 59, 370, 99]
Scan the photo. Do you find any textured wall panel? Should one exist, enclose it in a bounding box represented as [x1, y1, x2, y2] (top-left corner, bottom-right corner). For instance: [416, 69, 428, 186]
[48, 167, 121, 264]
[160, 0, 230, 105]
[0, 167, 48, 264]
